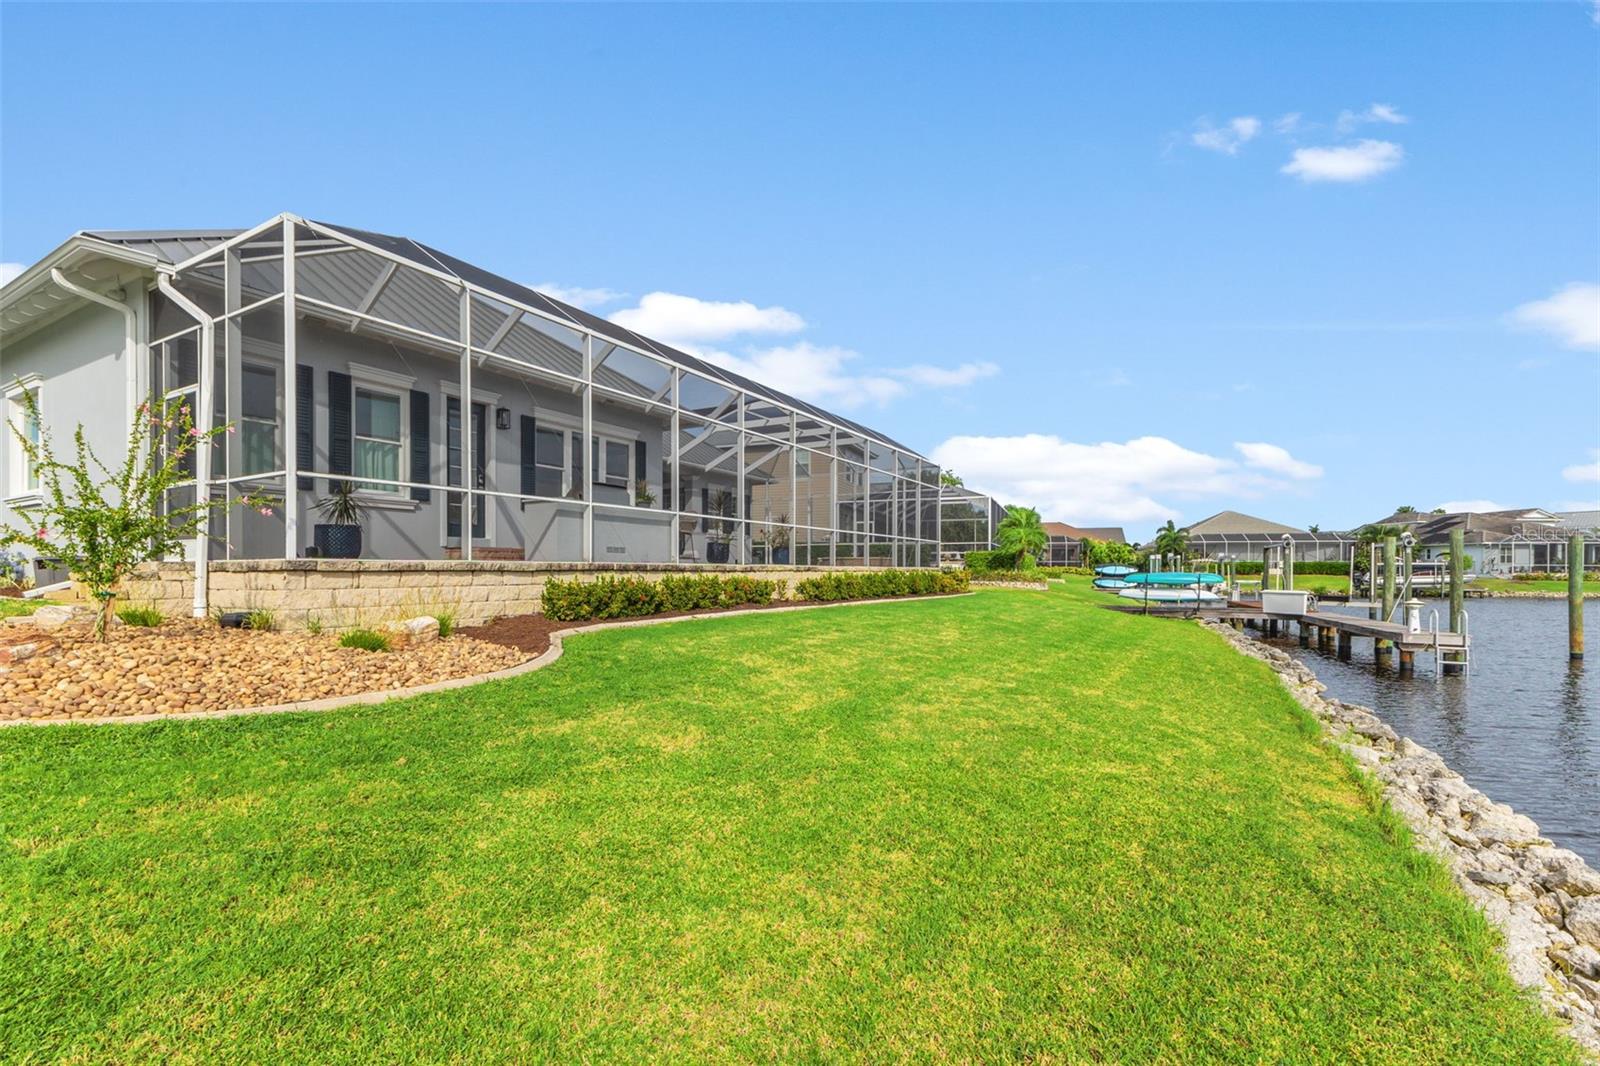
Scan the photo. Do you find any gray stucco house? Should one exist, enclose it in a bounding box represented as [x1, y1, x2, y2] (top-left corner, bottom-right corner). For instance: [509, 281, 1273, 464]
[1, 214, 943, 609]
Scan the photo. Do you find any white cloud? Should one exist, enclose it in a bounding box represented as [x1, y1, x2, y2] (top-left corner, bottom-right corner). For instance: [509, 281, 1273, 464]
[1281, 139, 1404, 182]
[1508, 282, 1600, 350]
[534, 283, 625, 310]
[610, 291, 804, 345]
[928, 433, 1318, 526]
[1337, 103, 1408, 132]
[1273, 112, 1302, 134]
[1191, 115, 1261, 155]
[893, 362, 999, 388]
[598, 289, 992, 409]
[1563, 450, 1600, 483]
[0, 262, 24, 287]
[1435, 499, 1508, 514]
[696, 342, 906, 409]
[1234, 441, 1324, 479]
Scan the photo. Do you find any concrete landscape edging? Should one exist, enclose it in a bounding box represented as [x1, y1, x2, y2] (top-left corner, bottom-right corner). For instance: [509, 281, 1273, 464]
[0, 592, 973, 729]
[1200, 618, 1600, 1057]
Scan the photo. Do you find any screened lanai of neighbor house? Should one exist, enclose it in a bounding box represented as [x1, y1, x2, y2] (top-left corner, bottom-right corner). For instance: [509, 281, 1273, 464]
[68, 215, 944, 572]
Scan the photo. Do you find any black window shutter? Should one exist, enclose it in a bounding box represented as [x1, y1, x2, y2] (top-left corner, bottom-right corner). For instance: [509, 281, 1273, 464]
[327, 370, 352, 491]
[295, 365, 314, 491]
[634, 439, 646, 500]
[520, 415, 537, 496]
[409, 390, 430, 502]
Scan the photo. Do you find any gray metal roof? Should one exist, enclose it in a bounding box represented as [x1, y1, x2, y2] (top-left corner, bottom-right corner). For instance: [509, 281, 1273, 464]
[84, 221, 922, 459]
[85, 229, 242, 268]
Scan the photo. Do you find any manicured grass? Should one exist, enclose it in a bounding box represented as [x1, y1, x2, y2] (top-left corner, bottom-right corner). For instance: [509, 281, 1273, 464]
[1471, 575, 1600, 595]
[0, 585, 1581, 1063]
[0, 597, 49, 620]
[1295, 574, 1351, 593]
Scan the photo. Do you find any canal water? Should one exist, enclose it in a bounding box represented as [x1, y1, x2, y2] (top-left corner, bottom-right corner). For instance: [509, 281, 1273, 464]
[1256, 597, 1599, 865]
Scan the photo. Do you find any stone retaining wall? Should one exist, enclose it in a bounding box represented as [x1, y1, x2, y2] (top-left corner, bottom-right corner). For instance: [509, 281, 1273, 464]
[1200, 618, 1600, 1055]
[118, 560, 871, 632]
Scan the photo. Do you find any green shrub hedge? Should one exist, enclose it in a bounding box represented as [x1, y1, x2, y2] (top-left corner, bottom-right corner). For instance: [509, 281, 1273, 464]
[968, 569, 1049, 584]
[542, 574, 785, 622]
[1233, 560, 1349, 576]
[961, 548, 1025, 573]
[1048, 566, 1095, 577]
[794, 569, 969, 602]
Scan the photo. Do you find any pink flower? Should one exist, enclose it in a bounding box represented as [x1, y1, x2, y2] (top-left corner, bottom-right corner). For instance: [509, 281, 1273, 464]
[188, 427, 202, 438]
[226, 425, 237, 435]
[259, 507, 273, 517]
[36, 527, 48, 539]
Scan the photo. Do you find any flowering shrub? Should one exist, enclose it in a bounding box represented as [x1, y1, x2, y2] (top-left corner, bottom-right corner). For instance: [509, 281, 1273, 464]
[793, 569, 969, 602]
[0, 391, 249, 640]
[541, 574, 784, 622]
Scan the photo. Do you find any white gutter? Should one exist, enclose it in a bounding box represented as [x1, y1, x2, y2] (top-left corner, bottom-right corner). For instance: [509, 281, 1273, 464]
[48, 269, 139, 434]
[155, 274, 215, 619]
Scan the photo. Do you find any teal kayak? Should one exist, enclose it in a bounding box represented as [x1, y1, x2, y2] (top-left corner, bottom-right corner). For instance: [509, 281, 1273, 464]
[1123, 572, 1224, 587]
[1093, 565, 1137, 577]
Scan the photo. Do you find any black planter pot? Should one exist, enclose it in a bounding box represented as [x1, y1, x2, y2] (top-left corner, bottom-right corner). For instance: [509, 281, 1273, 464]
[706, 541, 730, 564]
[772, 547, 790, 565]
[313, 524, 363, 559]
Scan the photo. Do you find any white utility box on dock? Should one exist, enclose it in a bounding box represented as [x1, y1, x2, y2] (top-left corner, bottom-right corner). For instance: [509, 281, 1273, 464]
[1261, 589, 1310, 616]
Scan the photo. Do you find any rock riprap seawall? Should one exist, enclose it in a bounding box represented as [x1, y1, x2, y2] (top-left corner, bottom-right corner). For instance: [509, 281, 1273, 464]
[1200, 618, 1600, 1056]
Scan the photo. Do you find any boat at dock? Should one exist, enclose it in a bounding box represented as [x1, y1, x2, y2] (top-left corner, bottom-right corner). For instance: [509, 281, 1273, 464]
[1117, 586, 1227, 605]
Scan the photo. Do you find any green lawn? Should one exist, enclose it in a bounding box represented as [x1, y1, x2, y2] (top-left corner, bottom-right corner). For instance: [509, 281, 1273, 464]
[0, 585, 1580, 1063]
[1471, 575, 1600, 595]
[0, 597, 47, 620]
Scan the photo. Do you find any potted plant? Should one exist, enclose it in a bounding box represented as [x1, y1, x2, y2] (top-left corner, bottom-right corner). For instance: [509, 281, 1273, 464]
[634, 478, 656, 508]
[313, 481, 368, 559]
[705, 489, 734, 563]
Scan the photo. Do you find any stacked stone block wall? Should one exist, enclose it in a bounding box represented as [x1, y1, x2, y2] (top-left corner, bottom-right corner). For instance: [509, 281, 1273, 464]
[117, 560, 871, 632]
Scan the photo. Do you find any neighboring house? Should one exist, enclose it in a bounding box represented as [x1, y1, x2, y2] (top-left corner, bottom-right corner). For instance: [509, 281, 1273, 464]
[1385, 508, 1600, 574]
[938, 487, 1006, 562]
[1181, 510, 1355, 564]
[1041, 522, 1127, 567]
[0, 214, 944, 590]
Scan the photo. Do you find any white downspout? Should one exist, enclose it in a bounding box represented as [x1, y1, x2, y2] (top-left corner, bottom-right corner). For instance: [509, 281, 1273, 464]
[155, 274, 215, 619]
[48, 269, 137, 423]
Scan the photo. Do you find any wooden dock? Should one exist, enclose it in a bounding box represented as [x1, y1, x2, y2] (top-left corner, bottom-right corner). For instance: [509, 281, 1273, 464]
[1195, 603, 1468, 677]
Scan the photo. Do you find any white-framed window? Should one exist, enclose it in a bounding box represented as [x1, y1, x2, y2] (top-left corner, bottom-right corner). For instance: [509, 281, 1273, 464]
[347, 363, 413, 499]
[239, 362, 280, 477]
[593, 435, 633, 489]
[4, 375, 43, 501]
[520, 410, 639, 501]
[354, 387, 404, 495]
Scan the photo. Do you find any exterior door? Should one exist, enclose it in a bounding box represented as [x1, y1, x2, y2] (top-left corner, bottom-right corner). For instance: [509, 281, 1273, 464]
[446, 398, 487, 540]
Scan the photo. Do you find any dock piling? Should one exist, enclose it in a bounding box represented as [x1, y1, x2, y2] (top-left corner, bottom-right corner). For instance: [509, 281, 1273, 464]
[1572, 533, 1585, 662]
[1445, 529, 1467, 674]
[1376, 535, 1397, 656]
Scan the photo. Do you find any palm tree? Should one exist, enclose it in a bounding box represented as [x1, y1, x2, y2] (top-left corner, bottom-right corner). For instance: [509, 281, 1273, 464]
[995, 506, 1047, 567]
[1151, 520, 1188, 564]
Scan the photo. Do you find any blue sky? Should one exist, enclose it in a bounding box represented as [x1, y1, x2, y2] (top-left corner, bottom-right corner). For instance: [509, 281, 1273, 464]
[2, 2, 1596, 539]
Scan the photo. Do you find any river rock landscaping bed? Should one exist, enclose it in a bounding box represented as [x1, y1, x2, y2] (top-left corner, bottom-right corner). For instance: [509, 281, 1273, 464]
[0, 608, 527, 721]
[1201, 617, 1600, 1056]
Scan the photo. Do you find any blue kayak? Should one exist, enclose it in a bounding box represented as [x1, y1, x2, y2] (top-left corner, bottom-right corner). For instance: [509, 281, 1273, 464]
[1094, 565, 1137, 577]
[1092, 577, 1134, 590]
[1123, 572, 1225, 587]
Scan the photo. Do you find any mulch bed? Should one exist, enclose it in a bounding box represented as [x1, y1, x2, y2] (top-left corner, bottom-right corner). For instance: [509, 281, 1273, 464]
[457, 599, 837, 656]
[0, 619, 527, 721]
